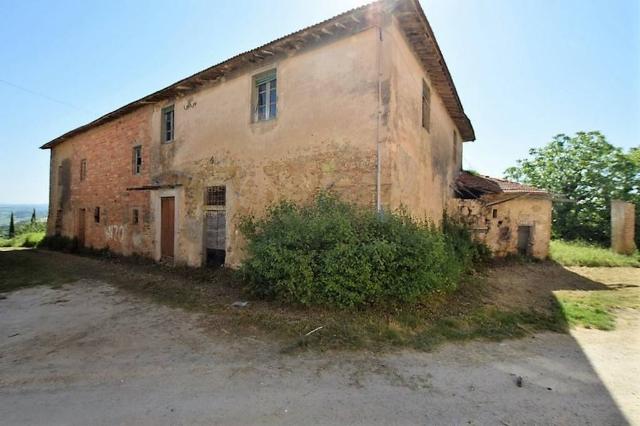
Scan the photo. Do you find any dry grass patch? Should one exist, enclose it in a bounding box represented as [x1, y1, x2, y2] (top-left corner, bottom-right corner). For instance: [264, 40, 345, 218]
[553, 266, 640, 330]
[0, 249, 566, 352]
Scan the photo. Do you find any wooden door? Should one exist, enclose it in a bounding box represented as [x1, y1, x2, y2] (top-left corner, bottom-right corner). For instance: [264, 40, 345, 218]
[161, 197, 175, 259]
[77, 208, 86, 247]
[517, 225, 531, 256]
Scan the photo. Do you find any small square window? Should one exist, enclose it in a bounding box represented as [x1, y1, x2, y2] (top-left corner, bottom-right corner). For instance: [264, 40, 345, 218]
[254, 70, 277, 122]
[206, 186, 226, 206]
[94, 207, 101, 224]
[132, 208, 139, 225]
[492, 209, 498, 218]
[80, 159, 87, 181]
[132, 145, 142, 175]
[161, 105, 174, 143]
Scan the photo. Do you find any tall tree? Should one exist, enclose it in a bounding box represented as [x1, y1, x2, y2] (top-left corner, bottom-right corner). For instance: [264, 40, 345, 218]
[505, 132, 639, 244]
[8, 212, 15, 238]
[30, 208, 37, 225]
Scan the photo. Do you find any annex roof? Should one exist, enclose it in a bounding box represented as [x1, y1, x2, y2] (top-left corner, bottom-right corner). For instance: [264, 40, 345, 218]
[456, 171, 548, 198]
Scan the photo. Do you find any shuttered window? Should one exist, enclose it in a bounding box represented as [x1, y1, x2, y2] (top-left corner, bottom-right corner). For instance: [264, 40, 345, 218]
[452, 130, 458, 165]
[422, 80, 431, 131]
[161, 105, 174, 143]
[132, 145, 142, 175]
[80, 159, 87, 181]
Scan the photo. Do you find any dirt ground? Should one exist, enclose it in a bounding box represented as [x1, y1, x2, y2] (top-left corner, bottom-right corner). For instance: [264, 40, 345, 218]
[1, 255, 638, 425]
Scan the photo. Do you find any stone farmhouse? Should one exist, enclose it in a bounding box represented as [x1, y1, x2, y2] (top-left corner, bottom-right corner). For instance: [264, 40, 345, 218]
[42, 0, 551, 266]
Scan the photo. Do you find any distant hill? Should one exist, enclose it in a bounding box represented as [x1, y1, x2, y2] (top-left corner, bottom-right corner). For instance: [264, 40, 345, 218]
[0, 204, 48, 228]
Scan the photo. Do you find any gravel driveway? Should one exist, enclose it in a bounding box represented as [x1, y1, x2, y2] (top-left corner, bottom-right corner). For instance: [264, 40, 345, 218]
[1, 279, 638, 425]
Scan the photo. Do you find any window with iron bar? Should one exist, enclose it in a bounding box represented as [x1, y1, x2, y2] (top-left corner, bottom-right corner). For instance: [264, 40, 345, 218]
[206, 186, 226, 207]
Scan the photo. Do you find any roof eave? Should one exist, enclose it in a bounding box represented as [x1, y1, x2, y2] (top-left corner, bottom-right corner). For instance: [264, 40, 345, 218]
[41, 0, 477, 148]
[395, 0, 475, 141]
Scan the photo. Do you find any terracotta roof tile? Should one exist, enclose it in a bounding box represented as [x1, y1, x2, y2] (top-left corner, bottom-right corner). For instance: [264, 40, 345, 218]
[41, 0, 474, 149]
[456, 171, 548, 196]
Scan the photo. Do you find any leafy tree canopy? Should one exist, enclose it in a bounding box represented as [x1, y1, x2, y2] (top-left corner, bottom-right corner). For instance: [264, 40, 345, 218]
[505, 131, 639, 244]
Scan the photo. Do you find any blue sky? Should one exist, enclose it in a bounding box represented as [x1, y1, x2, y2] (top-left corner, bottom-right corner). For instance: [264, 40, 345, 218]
[0, 0, 638, 204]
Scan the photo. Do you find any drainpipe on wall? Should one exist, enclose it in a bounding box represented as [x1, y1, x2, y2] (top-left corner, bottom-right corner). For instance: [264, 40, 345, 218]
[375, 23, 383, 214]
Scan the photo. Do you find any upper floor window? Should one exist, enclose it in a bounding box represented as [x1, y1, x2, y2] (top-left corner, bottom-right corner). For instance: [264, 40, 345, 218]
[80, 159, 87, 181]
[132, 145, 142, 175]
[452, 130, 458, 165]
[422, 80, 431, 132]
[161, 105, 174, 143]
[254, 70, 277, 121]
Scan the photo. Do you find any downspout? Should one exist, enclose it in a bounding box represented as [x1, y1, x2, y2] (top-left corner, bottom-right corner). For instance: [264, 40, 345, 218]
[375, 22, 383, 213]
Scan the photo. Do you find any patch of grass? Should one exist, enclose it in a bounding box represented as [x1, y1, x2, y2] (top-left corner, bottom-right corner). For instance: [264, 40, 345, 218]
[0, 249, 571, 353]
[555, 288, 640, 330]
[0, 231, 45, 248]
[0, 249, 79, 293]
[279, 278, 566, 353]
[282, 306, 563, 353]
[550, 240, 640, 267]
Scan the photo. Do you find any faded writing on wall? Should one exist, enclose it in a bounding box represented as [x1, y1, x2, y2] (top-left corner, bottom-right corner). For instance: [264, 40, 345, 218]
[105, 224, 127, 242]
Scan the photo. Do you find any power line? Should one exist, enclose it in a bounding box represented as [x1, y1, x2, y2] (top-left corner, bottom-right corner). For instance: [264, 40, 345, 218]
[0, 78, 93, 114]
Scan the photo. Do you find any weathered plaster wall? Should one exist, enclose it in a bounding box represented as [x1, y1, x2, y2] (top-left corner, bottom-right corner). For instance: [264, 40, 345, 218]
[384, 18, 463, 221]
[47, 107, 154, 256]
[47, 17, 468, 268]
[49, 27, 383, 267]
[450, 195, 552, 259]
[611, 200, 636, 255]
[155, 28, 382, 266]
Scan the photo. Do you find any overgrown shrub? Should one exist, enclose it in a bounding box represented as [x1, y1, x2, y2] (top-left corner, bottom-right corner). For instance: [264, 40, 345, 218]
[442, 215, 492, 269]
[239, 193, 488, 308]
[39, 234, 79, 252]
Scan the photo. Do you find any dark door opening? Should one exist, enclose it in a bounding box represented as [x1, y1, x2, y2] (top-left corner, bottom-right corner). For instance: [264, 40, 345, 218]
[161, 197, 175, 259]
[517, 225, 531, 256]
[205, 210, 226, 267]
[77, 208, 86, 247]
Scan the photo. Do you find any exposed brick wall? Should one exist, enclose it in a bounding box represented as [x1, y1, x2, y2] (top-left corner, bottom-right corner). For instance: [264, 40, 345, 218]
[48, 106, 154, 257]
[44, 21, 465, 268]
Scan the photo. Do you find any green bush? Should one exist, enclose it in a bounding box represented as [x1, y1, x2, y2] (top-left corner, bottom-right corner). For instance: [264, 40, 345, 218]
[442, 214, 491, 269]
[239, 193, 487, 308]
[0, 231, 45, 248]
[39, 234, 79, 252]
